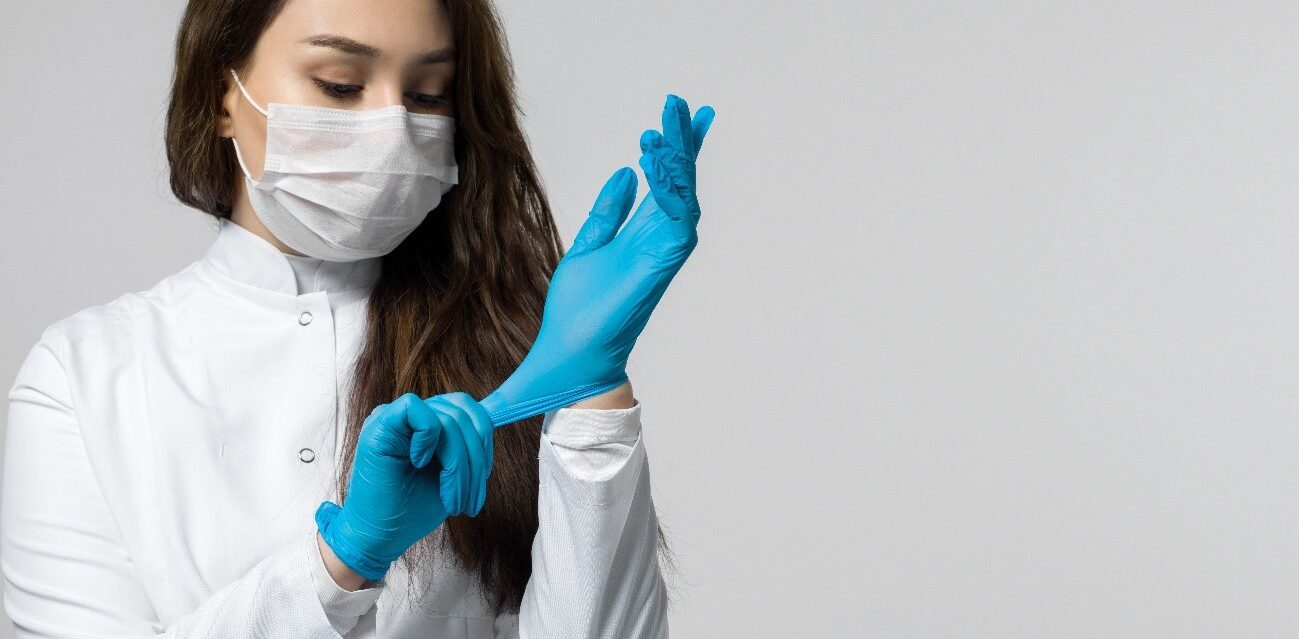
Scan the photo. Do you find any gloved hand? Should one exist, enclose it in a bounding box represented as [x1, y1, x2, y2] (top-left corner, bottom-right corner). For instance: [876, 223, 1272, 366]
[315, 391, 494, 581]
[480, 93, 715, 427]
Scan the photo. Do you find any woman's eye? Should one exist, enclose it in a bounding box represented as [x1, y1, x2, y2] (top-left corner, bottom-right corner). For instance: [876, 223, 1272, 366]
[407, 92, 450, 108]
[313, 79, 361, 100]
[311, 79, 449, 109]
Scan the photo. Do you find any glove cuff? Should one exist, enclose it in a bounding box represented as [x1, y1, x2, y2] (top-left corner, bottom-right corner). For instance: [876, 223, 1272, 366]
[485, 373, 629, 427]
[314, 500, 393, 582]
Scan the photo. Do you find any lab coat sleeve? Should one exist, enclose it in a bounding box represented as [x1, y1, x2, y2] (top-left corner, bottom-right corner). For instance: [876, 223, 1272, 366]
[0, 322, 383, 638]
[517, 400, 669, 638]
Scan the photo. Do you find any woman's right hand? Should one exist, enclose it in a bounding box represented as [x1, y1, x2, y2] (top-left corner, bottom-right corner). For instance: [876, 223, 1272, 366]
[314, 391, 494, 582]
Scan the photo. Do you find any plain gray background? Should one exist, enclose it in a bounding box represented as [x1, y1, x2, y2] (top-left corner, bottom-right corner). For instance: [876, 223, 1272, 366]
[4, 1, 1299, 636]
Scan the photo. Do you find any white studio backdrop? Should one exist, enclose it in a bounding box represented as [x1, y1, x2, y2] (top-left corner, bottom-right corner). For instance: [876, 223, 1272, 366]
[3, 1, 1299, 636]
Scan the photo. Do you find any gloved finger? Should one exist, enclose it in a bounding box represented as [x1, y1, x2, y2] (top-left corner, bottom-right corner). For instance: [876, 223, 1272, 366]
[423, 396, 472, 514]
[568, 167, 637, 256]
[616, 102, 712, 241]
[428, 395, 485, 516]
[407, 397, 444, 469]
[690, 105, 715, 160]
[436, 392, 495, 515]
[637, 148, 692, 222]
[644, 136, 698, 217]
[641, 99, 714, 162]
[425, 396, 481, 514]
[362, 401, 387, 429]
[436, 393, 493, 474]
[661, 94, 694, 163]
[362, 394, 421, 457]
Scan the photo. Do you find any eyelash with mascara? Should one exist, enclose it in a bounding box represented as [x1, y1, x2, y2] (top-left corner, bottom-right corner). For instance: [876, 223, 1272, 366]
[312, 78, 450, 108]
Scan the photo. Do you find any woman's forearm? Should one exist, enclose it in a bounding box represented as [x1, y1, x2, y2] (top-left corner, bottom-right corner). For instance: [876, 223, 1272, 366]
[518, 399, 666, 636]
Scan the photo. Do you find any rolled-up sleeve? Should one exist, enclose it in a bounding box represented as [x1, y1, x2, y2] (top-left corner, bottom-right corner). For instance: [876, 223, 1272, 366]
[517, 400, 668, 638]
[1, 322, 383, 638]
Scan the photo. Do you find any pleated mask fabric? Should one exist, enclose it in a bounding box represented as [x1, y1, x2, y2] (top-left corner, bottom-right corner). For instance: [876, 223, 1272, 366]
[228, 68, 459, 262]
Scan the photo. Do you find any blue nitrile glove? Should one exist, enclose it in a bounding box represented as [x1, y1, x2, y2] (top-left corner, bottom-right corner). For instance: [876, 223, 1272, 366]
[314, 391, 494, 581]
[480, 93, 715, 427]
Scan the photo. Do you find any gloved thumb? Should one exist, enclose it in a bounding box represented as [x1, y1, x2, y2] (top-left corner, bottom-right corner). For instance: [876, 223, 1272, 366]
[568, 167, 636, 256]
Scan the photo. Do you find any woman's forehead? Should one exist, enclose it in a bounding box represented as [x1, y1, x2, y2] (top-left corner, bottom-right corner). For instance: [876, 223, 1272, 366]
[261, 0, 455, 62]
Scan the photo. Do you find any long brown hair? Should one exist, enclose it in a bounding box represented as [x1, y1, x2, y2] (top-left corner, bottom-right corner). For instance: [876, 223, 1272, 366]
[166, 0, 572, 612]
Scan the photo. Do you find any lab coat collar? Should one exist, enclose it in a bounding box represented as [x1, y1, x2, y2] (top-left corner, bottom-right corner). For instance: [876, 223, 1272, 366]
[203, 217, 381, 297]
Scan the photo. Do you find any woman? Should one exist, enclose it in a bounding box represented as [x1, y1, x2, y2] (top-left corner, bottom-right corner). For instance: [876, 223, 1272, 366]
[0, 0, 713, 636]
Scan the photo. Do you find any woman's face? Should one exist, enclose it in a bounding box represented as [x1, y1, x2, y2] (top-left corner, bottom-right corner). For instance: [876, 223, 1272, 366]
[218, 0, 457, 182]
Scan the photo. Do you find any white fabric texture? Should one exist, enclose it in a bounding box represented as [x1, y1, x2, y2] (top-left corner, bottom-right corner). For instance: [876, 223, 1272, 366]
[0, 216, 667, 638]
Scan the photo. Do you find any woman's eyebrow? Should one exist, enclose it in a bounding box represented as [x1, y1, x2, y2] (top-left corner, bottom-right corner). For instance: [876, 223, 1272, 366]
[300, 34, 457, 64]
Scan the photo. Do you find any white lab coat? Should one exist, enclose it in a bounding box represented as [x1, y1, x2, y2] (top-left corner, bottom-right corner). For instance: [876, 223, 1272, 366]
[0, 217, 668, 638]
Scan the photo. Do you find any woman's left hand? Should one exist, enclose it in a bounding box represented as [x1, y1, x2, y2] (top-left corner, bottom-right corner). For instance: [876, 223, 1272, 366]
[481, 93, 715, 427]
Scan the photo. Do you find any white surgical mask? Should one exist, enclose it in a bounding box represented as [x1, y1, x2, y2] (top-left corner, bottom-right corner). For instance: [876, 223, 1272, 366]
[228, 68, 459, 262]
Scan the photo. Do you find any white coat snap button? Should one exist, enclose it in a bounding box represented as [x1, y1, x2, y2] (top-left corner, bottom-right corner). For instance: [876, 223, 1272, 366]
[298, 447, 316, 463]
[298, 311, 313, 325]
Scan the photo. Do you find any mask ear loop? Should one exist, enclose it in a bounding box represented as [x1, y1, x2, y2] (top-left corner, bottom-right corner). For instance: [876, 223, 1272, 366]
[228, 68, 268, 181]
[229, 68, 269, 117]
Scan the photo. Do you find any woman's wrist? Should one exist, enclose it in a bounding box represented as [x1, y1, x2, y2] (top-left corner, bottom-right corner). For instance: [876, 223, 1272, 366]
[316, 530, 369, 591]
[567, 380, 635, 409]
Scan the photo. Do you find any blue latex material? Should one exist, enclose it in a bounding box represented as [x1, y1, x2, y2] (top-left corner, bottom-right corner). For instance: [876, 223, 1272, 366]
[480, 94, 715, 427]
[315, 392, 494, 581]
